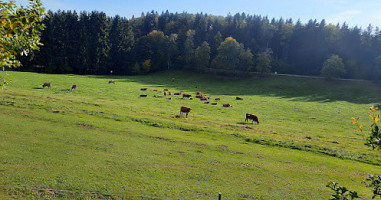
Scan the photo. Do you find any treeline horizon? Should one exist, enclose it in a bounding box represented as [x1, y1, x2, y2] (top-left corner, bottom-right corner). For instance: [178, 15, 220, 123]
[18, 10, 381, 80]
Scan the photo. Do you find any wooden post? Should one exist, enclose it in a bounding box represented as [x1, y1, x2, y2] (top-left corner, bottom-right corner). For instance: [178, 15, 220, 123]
[218, 193, 222, 200]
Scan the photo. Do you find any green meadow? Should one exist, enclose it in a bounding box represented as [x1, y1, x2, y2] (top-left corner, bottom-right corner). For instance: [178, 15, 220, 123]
[1, 71, 380, 199]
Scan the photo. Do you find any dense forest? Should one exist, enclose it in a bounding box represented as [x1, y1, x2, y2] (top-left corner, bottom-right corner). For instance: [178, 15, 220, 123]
[18, 10, 381, 80]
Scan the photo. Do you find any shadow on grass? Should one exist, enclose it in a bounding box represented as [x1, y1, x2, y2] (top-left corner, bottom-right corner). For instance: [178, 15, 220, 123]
[236, 122, 259, 125]
[86, 71, 381, 104]
[32, 87, 43, 90]
[60, 89, 73, 92]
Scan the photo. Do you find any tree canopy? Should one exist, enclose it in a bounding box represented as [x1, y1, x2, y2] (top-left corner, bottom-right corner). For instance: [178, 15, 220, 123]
[321, 54, 346, 79]
[0, 0, 45, 70]
[0, 0, 45, 88]
[15, 10, 381, 80]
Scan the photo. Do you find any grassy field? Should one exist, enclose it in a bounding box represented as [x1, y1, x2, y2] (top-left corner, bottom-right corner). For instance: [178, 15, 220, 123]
[0, 71, 380, 199]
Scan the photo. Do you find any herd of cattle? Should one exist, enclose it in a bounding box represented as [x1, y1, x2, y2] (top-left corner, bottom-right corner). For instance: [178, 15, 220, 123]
[138, 85, 259, 125]
[41, 80, 259, 125]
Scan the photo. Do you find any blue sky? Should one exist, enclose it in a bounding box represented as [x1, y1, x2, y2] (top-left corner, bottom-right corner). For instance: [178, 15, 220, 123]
[17, 0, 381, 29]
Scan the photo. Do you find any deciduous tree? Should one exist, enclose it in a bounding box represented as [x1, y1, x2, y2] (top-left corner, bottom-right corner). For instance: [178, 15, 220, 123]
[195, 41, 210, 72]
[0, 0, 45, 69]
[321, 54, 346, 79]
[256, 50, 272, 75]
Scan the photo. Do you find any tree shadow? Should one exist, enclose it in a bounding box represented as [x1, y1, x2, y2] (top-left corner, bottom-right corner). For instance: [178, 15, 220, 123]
[85, 71, 381, 104]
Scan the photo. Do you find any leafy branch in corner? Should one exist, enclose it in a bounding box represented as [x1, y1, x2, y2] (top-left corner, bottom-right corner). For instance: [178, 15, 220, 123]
[351, 117, 364, 140]
[352, 105, 381, 150]
[362, 174, 381, 199]
[366, 105, 381, 150]
[326, 181, 359, 200]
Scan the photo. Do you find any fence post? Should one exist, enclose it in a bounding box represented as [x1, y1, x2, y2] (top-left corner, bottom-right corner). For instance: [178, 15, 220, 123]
[218, 193, 222, 200]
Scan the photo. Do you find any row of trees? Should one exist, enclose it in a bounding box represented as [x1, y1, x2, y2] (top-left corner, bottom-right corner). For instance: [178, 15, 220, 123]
[19, 10, 381, 80]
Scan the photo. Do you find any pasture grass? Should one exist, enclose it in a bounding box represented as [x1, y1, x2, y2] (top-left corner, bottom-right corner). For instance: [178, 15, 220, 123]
[0, 71, 381, 199]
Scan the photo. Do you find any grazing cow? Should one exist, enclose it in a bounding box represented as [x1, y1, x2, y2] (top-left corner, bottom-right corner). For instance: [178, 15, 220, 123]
[71, 84, 77, 90]
[211, 103, 217, 105]
[140, 94, 148, 97]
[204, 101, 210, 104]
[223, 103, 232, 107]
[236, 97, 243, 100]
[215, 97, 220, 101]
[164, 91, 167, 96]
[200, 97, 208, 101]
[174, 92, 181, 95]
[180, 106, 191, 118]
[245, 113, 259, 125]
[183, 93, 192, 98]
[141, 88, 147, 91]
[196, 92, 201, 95]
[42, 82, 51, 88]
[108, 80, 115, 84]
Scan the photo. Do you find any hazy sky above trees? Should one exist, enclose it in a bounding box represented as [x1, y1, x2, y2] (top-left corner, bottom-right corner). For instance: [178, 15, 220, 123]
[16, 0, 381, 29]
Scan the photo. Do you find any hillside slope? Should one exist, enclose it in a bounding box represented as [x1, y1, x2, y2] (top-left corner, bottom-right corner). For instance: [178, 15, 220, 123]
[0, 71, 380, 199]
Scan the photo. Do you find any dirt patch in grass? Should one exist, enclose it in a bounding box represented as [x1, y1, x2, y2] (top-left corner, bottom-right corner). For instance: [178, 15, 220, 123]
[217, 144, 245, 154]
[150, 136, 176, 143]
[18, 110, 31, 114]
[77, 123, 94, 128]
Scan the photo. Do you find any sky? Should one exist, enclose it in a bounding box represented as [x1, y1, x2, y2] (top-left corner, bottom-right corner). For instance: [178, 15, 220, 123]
[17, 0, 381, 29]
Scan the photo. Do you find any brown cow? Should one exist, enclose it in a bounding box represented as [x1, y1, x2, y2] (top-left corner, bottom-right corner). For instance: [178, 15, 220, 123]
[196, 92, 201, 95]
[236, 97, 243, 100]
[140, 94, 148, 97]
[164, 91, 167, 96]
[183, 93, 192, 98]
[223, 103, 232, 107]
[164, 89, 169, 91]
[245, 113, 259, 125]
[108, 80, 115, 84]
[211, 103, 217, 105]
[153, 89, 158, 92]
[180, 106, 191, 118]
[215, 97, 220, 101]
[71, 84, 77, 90]
[174, 92, 181, 95]
[200, 97, 208, 101]
[42, 82, 51, 88]
[204, 101, 210, 104]
[141, 88, 147, 91]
